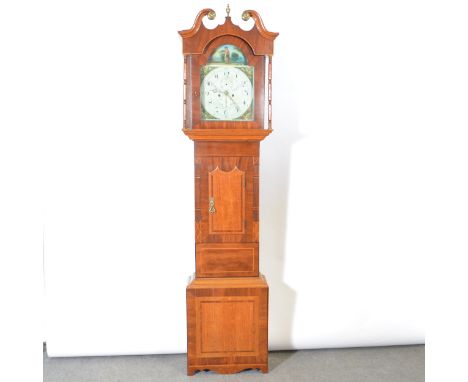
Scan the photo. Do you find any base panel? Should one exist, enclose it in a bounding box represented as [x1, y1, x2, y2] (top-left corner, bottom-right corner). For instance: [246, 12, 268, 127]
[186, 275, 269, 375]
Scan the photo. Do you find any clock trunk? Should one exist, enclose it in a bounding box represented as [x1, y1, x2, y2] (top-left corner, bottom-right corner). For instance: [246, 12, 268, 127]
[194, 142, 259, 278]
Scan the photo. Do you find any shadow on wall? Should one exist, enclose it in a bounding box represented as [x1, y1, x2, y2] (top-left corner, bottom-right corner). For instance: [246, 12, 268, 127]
[261, 50, 304, 351]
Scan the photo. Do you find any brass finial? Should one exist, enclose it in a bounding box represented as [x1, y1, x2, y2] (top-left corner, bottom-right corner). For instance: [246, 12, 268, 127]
[242, 11, 251, 21]
[207, 10, 216, 20]
[226, 4, 231, 17]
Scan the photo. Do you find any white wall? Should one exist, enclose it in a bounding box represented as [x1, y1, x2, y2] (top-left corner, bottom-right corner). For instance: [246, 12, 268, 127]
[41, 0, 462, 356]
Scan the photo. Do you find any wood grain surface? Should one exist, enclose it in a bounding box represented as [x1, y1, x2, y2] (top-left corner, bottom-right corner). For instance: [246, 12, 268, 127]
[181, 9, 277, 376]
[186, 276, 269, 375]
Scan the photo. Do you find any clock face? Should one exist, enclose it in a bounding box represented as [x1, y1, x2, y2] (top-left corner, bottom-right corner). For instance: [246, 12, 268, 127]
[200, 65, 254, 121]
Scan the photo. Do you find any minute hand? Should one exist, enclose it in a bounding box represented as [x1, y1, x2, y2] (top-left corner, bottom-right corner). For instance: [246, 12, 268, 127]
[224, 91, 240, 110]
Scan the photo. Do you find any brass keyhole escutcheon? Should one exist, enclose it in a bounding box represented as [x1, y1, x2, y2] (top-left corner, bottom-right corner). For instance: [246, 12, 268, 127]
[209, 197, 216, 214]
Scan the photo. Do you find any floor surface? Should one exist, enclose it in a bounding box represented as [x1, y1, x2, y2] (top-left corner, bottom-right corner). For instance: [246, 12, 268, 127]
[44, 344, 424, 382]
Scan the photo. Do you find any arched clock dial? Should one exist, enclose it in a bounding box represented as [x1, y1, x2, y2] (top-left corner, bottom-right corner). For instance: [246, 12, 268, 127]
[200, 65, 254, 121]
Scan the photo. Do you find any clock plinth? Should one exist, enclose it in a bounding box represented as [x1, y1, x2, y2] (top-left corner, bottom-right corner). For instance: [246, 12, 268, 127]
[180, 9, 278, 376]
[186, 275, 268, 375]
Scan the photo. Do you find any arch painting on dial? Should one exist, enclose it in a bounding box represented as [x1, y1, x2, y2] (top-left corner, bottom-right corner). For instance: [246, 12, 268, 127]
[208, 44, 247, 65]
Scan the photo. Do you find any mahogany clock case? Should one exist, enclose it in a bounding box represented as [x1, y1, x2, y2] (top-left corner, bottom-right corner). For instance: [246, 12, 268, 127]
[180, 8, 278, 376]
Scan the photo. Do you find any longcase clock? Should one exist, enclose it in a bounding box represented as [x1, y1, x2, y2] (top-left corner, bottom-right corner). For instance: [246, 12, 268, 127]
[179, 6, 278, 375]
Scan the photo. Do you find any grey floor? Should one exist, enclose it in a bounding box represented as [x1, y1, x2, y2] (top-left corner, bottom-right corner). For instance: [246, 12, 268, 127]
[44, 344, 424, 382]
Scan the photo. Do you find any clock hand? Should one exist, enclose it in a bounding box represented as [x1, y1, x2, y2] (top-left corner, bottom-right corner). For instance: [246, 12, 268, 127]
[224, 91, 241, 110]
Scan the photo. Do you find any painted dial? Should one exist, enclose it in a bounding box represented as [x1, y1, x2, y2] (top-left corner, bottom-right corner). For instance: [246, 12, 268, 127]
[200, 66, 253, 121]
